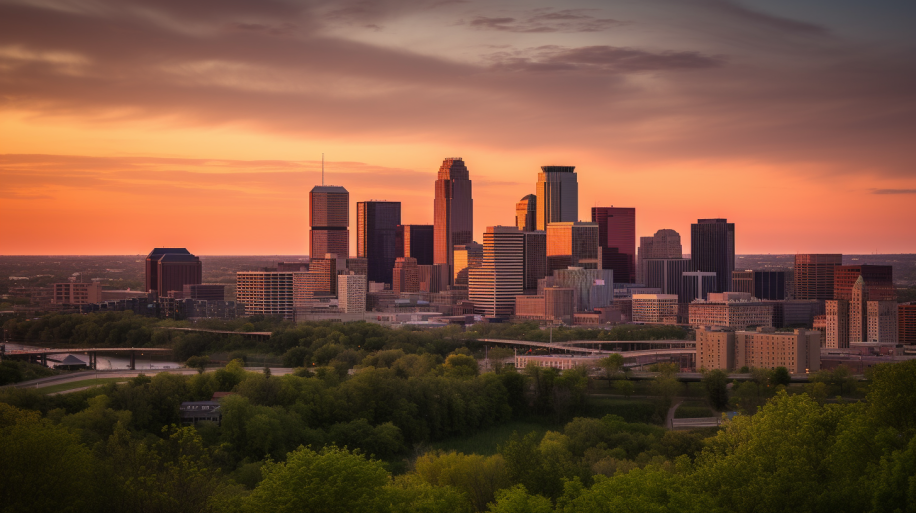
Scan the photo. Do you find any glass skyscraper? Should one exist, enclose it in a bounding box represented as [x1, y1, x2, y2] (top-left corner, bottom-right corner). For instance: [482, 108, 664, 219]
[434, 158, 474, 274]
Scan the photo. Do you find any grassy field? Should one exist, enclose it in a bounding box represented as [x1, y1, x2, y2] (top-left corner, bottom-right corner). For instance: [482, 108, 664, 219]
[429, 420, 552, 456]
[39, 377, 127, 394]
[586, 396, 659, 424]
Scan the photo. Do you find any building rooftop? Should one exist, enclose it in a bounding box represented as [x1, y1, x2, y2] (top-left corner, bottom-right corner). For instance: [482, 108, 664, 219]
[540, 166, 576, 173]
[310, 185, 348, 193]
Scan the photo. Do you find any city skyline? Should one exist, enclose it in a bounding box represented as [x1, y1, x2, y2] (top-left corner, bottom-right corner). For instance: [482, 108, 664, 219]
[1, 0, 915, 255]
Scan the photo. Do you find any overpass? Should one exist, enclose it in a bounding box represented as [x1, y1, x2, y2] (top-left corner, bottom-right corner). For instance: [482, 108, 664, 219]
[549, 339, 695, 351]
[155, 327, 272, 340]
[478, 338, 695, 361]
[1, 346, 172, 370]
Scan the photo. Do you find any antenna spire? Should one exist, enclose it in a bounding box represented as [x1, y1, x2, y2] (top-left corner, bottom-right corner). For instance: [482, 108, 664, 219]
[322, 153, 324, 186]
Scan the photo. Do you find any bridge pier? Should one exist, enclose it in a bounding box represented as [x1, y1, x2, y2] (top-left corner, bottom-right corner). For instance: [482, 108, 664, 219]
[129, 350, 135, 371]
[40, 353, 47, 367]
[89, 352, 96, 370]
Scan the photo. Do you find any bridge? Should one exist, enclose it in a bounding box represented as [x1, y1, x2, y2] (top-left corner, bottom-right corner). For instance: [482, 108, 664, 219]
[154, 327, 272, 340]
[478, 338, 695, 355]
[0, 346, 172, 370]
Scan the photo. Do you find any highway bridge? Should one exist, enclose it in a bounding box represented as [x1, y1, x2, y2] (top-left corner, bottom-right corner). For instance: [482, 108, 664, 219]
[0, 346, 172, 370]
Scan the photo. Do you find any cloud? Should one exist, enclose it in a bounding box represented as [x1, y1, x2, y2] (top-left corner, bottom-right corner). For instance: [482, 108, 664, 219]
[872, 189, 916, 195]
[466, 9, 622, 33]
[695, 0, 828, 35]
[488, 45, 724, 73]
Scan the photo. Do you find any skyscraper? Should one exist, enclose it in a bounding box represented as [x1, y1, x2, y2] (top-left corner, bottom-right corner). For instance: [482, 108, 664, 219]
[310, 185, 349, 258]
[637, 229, 682, 283]
[468, 226, 524, 317]
[453, 242, 483, 287]
[396, 224, 434, 266]
[592, 207, 636, 283]
[516, 194, 536, 232]
[546, 222, 599, 273]
[356, 201, 401, 285]
[834, 265, 895, 301]
[145, 248, 202, 296]
[794, 254, 842, 300]
[523, 231, 547, 293]
[690, 219, 735, 293]
[644, 258, 693, 296]
[536, 166, 578, 230]
[392, 257, 420, 293]
[434, 158, 474, 271]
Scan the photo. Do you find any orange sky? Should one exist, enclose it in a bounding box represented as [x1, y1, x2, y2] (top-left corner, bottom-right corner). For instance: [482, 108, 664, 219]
[2, 0, 914, 255]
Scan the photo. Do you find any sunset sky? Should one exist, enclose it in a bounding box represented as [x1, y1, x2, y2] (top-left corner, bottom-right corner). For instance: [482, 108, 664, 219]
[1, 0, 914, 255]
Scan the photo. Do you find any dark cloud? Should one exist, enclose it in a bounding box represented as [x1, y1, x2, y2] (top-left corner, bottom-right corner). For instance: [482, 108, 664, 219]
[695, 0, 828, 35]
[467, 9, 622, 33]
[873, 189, 916, 195]
[489, 45, 724, 73]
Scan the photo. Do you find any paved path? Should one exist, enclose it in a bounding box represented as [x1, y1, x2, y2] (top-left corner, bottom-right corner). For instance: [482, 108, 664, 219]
[4, 367, 296, 390]
[666, 400, 683, 429]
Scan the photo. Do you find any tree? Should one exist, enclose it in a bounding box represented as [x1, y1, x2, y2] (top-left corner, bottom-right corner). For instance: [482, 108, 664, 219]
[613, 379, 635, 398]
[598, 354, 625, 382]
[487, 485, 553, 513]
[701, 369, 730, 411]
[488, 347, 516, 374]
[186, 355, 210, 374]
[749, 368, 773, 396]
[444, 354, 479, 378]
[650, 374, 682, 419]
[770, 366, 791, 387]
[413, 451, 510, 512]
[867, 360, 916, 434]
[812, 364, 857, 397]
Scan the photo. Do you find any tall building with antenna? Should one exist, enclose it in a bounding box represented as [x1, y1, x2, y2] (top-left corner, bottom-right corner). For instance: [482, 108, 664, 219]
[434, 158, 474, 274]
[309, 157, 349, 258]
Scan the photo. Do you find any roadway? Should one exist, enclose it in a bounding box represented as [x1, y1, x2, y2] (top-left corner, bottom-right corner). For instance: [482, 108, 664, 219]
[478, 338, 696, 357]
[4, 367, 297, 390]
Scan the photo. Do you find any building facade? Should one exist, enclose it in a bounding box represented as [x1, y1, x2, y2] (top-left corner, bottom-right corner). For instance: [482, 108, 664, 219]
[697, 326, 820, 373]
[146, 248, 202, 296]
[794, 254, 842, 300]
[591, 207, 636, 283]
[546, 222, 599, 273]
[637, 229, 682, 284]
[52, 282, 102, 305]
[552, 267, 614, 312]
[690, 219, 735, 293]
[453, 242, 483, 288]
[899, 303, 916, 345]
[644, 258, 693, 296]
[434, 158, 474, 271]
[357, 201, 401, 286]
[468, 226, 524, 317]
[688, 300, 774, 329]
[516, 194, 536, 232]
[514, 287, 577, 324]
[523, 231, 548, 293]
[338, 273, 367, 314]
[834, 265, 895, 301]
[392, 257, 420, 293]
[681, 271, 717, 302]
[396, 224, 434, 266]
[536, 166, 578, 230]
[236, 271, 295, 320]
[632, 294, 679, 323]
[309, 185, 349, 258]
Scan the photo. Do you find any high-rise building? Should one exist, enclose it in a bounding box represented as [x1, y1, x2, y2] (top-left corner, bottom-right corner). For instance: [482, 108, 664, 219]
[794, 254, 842, 300]
[309, 185, 349, 258]
[632, 294, 679, 323]
[356, 201, 401, 286]
[834, 265, 895, 301]
[644, 258, 693, 296]
[681, 271, 717, 302]
[523, 231, 547, 293]
[468, 226, 524, 317]
[731, 270, 788, 300]
[146, 248, 202, 296]
[868, 301, 898, 343]
[551, 267, 614, 312]
[637, 229, 682, 283]
[732, 270, 754, 295]
[453, 242, 483, 287]
[546, 222, 599, 273]
[392, 257, 420, 293]
[418, 264, 450, 294]
[292, 255, 338, 308]
[516, 194, 537, 232]
[592, 207, 635, 283]
[825, 300, 849, 348]
[236, 271, 295, 320]
[536, 166, 578, 230]
[396, 224, 434, 266]
[899, 303, 916, 345]
[690, 219, 735, 293]
[848, 276, 868, 343]
[338, 273, 367, 314]
[434, 158, 474, 271]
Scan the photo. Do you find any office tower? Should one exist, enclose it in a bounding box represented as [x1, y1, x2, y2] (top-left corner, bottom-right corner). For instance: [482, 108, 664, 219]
[418, 264, 450, 294]
[338, 273, 367, 314]
[690, 219, 735, 293]
[146, 248, 202, 295]
[546, 222, 599, 273]
[536, 166, 578, 230]
[732, 270, 754, 295]
[834, 265, 895, 301]
[396, 224, 434, 266]
[356, 201, 401, 285]
[516, 194, 536, 232]
[644, 258, 693, 295]
[236, 271, 295, 320]
[592, 207, 636, 283]
[794, 254, 842, 300]
[848, 276, 867, 342]
[637, 229, 682, 283]
[453, 242, 483, 287]
[552, 267, 614, 312]
[345, 258, 368, 276]
[310, 185, 349, 258]
[825, 300, 849, 348]
[681, 271, 717, 302]
[468, 226, 524, 317]
[393, 257, 420, 293]
[434, 158, 474, 270]
[632, 294, 679, 323]
[899, 303, 916, 345]
[523, 231, 547, 293]
[731, 270, 788, 300]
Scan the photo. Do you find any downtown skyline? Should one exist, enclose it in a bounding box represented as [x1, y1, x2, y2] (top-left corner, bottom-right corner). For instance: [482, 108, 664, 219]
[1, 0, 914, 255]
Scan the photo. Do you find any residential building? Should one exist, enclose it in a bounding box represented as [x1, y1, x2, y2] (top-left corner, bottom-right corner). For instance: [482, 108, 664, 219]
[794, 254, 842, 300]
[637, 229, 682, 283]
[396, 224, 434, 266]
[697, 326, 821, 373]
[52, 282, 102, 305]
[468, 226, 524, 317]
[546, 222, 599, 273]
[696, 326, 735, 371]
[453, 242, 483, 287]
[591, 207, 636, 283]
[338, 273, 367, 314]
[632, 294, 679, 323]
[393, 257, 420, 293]
[536, 166, 578, 230]
[357, 201, 401, 286]
[434, 158, 474, 271]
[690, 219, 735, 293]
[516, 194, 536, 232]
[309, 185, 349, 258]
[236, 271, 295, 320]
[523, 231, 547, 293]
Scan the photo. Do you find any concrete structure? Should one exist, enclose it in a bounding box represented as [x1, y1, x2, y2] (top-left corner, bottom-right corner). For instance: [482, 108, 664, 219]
[825, 299, 849, 348]
[146, 248, 202, 297]
[236, 271, 295, 320]
[546, 222, 599, 273]
[396, 224, 434, 266]
[696, 326, 820, 373]
[523, 231, 547, 293]
[632, 294, 679, 323]
[592, 207, 636, 283]
[357, 201, 401, 286]
[337, 273, 367, 314]
[867, 301, 898, 344]
[392, 257, 420, 293]
[794, 254, 842, 300]
[690, 219, 735, 293]
[514, 287, 577, 324]
[644, 258, 692, 296]
[637, 229, 682, 284]
[516, 194, 536, 232]
[681, 271, 717, 302]
[52, 282, 102, 305]
[468, 226, 525, 317]
[309, 185, 349, 259]
[552, 267, 614, 312]
[516, 354, 601, 371]
[899, 303, 916, 345]
[688, 300, 774, 330]
[453, 242, 483, 287]
[536, 166, 578, 231]
[434, 158, 474, 272]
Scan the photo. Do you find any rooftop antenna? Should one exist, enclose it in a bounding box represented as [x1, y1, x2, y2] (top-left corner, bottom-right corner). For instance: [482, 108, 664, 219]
[322, 153, 324, 186]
